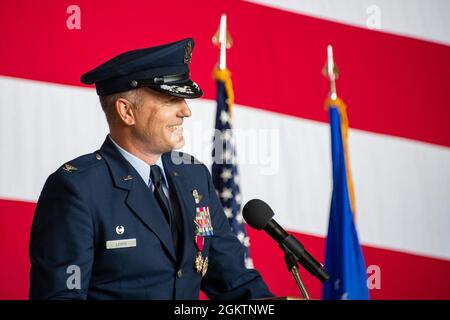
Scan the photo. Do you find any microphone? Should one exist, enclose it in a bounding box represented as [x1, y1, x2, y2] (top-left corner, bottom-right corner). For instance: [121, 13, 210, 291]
[243, 199, 329, 283]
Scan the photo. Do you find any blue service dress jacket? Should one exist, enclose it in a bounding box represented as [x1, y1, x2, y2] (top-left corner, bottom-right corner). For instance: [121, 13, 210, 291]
[29, 136, 273, 300]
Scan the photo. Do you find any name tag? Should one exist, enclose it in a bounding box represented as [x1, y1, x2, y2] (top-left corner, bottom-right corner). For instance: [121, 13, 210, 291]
[106, 238, 137, 249]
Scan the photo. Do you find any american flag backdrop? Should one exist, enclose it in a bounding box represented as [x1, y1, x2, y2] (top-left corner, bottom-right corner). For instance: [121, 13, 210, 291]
[1, 0, 450, 300]
[211, 67, 254, 269]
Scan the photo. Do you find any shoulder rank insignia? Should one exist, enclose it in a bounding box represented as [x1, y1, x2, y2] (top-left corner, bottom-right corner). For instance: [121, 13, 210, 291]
[62, 163, 77, 173]
[184, 41, 193, 64]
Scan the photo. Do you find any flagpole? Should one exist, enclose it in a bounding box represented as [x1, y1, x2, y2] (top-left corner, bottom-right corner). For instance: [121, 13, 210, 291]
[212, 13, 231, 70]
[219, 14, 227, 70]
[212, 15, 255, 269]
[212, 14, 235, 119]
[325, 44, 338, 100]
[322, 46, 368, 299]
[323, 45, 357, 216]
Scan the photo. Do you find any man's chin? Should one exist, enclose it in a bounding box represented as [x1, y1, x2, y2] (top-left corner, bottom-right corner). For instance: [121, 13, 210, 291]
[171, 138, 185, 151]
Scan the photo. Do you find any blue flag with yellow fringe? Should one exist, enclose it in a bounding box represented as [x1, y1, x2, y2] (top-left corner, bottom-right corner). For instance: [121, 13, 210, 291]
[323, 97, 369, 300]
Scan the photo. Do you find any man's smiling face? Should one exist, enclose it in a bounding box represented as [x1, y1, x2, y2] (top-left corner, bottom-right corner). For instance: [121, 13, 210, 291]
[130, 88, 192, 155]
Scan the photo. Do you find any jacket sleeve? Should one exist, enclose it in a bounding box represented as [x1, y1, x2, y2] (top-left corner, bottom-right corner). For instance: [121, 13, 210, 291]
[29, 171, 94, 300]
[199, 165, 274, 300]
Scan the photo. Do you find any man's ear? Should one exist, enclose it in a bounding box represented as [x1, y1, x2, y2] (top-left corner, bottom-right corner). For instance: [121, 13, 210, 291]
[115, 97, 136, 126]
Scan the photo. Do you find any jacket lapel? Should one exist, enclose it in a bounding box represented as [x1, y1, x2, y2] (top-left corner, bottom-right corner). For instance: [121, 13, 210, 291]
[99, 137, 176, 261]
[162, 153, 197, 267]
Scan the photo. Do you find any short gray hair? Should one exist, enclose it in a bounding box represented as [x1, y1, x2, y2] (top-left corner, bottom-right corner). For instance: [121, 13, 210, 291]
[99, 89, 144, 125]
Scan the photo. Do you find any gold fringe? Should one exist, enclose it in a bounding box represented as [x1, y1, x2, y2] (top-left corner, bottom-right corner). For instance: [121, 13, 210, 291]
[213, 68, 235, 120]
[325, 97, 357, 216]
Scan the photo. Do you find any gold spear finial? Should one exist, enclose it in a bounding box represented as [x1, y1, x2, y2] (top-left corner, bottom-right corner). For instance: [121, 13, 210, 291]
[212, 14, 233, 70]
[322, 45, 340, 100]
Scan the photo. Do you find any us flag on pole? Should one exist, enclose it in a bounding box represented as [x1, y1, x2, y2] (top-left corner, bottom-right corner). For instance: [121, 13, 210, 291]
[211, 67, 254, 269]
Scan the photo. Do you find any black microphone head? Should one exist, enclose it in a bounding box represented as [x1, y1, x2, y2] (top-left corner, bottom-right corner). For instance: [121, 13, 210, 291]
[243, 199, 275, 230]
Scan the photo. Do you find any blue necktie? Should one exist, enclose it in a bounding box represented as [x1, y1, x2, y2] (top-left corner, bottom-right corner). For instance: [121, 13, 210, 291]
[150, 165, 179, 252]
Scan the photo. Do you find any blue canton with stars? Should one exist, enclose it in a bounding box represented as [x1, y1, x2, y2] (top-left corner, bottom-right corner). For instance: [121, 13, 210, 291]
[211, 77, 253, 269]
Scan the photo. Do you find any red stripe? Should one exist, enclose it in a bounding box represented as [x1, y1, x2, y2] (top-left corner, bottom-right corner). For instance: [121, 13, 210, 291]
[1, 198, 449, 299]
[248, 228, 450, 300]
[0, 0, 449, 147]
[0, 199, 34, 300]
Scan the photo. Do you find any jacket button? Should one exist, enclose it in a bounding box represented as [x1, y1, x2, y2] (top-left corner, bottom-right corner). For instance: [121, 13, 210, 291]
[177, 269, 183, 278]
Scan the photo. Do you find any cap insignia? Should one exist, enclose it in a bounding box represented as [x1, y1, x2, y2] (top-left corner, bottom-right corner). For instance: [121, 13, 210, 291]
[184, 41, 193, 64]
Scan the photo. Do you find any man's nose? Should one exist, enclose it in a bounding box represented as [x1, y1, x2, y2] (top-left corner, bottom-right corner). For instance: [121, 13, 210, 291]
[178, 100, 192, 118]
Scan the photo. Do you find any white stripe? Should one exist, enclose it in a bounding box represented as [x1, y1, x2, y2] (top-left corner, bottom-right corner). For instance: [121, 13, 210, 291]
[247, 0, 450, 46]
[0, 76, 108, 201]
[1, 76, 449, 260]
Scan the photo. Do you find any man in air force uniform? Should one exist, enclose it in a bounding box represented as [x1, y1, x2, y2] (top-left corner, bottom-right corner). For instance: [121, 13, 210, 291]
[29, 38, 273, 300]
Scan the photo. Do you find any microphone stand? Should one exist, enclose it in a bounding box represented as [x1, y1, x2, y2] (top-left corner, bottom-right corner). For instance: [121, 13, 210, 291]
[281, 243, 310, 300]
